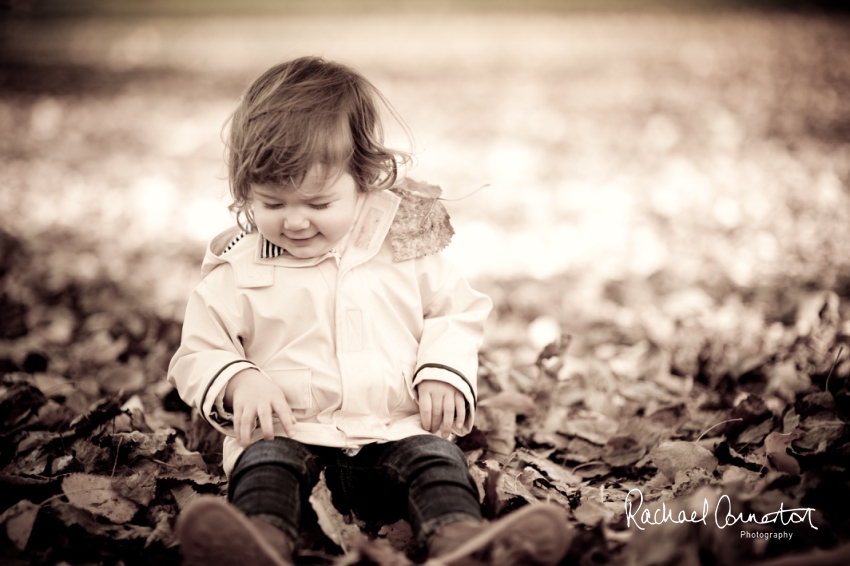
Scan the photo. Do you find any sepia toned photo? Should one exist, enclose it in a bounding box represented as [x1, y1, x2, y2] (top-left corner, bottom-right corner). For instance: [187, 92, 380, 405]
[1, 1, 849, 564]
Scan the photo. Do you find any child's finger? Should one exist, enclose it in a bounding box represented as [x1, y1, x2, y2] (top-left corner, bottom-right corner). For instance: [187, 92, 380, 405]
[440, 394, 453, 439]
[239, 405, 257, 447]
[257, 404, 275, 441]
[233, 405, 243, 444]
[431, 399, 444, 434]
[419, 393, 433, 431]
[455, 392, 466, 429]
[272, 398, 295, 437]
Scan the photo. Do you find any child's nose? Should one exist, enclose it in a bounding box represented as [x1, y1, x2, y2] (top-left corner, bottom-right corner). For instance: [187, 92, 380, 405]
[283, 213, 310, 231]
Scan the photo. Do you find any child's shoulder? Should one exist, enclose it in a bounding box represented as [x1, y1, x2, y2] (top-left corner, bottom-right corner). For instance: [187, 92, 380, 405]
[388, 179, 455, 262]
[200, 227, 273, 288]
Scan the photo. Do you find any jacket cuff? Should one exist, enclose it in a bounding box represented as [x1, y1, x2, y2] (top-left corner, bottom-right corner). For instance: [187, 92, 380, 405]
[200, 359, 258, 431]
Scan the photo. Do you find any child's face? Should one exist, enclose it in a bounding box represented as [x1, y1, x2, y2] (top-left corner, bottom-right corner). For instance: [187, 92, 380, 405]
[250, 166, 360, 260]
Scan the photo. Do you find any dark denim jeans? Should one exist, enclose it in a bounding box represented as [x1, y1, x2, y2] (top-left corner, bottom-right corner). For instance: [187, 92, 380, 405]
[228, 434, 482, 550]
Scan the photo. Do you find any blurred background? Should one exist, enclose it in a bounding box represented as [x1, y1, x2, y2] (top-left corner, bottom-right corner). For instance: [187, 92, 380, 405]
[2, 0, 849, 344]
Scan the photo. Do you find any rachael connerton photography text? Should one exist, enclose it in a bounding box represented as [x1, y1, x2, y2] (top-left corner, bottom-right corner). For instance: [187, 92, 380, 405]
[624, 489, 818, 534]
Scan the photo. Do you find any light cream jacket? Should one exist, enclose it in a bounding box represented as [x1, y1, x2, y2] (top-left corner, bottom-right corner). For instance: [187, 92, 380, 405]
[167, 188, 492, 475]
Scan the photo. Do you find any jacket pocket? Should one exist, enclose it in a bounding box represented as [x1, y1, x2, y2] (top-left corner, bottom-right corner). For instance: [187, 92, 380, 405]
[266, 368, 313, 410]
[390, 360, 418, 413]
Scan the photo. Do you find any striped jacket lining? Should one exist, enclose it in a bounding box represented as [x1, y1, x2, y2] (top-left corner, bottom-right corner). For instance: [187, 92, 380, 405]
[222, 229, 285, 259]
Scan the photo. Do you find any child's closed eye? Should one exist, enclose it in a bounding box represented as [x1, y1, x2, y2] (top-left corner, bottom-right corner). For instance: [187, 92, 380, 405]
[309, 203, 330, 210]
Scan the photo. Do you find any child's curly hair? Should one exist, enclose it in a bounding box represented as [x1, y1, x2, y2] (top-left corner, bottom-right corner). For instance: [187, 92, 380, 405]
[225, 56, 412, 227]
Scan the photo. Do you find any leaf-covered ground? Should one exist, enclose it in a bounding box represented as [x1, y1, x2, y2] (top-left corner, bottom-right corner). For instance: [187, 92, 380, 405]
[2, 8, 850, 566]
[2, 223, 849, 565]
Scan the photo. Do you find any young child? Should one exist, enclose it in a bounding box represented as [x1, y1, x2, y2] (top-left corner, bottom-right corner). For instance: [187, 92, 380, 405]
[168, 56, 570, 566]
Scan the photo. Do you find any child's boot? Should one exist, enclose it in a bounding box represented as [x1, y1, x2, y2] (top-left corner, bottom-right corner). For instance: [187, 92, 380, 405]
[426, 504, 572, 566]
[176, 495, 294, 566]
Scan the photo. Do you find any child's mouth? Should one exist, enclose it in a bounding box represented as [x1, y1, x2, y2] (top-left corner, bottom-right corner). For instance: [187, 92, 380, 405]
[286, 234, 316, 245]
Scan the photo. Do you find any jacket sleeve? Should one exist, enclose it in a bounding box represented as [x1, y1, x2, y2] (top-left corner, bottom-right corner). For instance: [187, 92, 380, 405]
[167, 269, 266, 436]
[411, 253, 492, 436]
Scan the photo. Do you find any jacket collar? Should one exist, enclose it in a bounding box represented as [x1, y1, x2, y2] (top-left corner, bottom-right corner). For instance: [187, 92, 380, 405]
[205, 186, 442, 278]
[248, 189, 400, 271]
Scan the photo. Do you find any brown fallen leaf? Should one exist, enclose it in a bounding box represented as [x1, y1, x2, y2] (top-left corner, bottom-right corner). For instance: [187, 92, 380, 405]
[497, 468, 539, 505]
[515, 448, 582, 485]
[735, 417, 775, 446]
[2, 446, 49, 476]
[672, 468, 714, 497]
[475, 406, 517, 462]
[648, 441, 718, 481]
[479, 391, 537, 415]
[337, 531, 413, 566]
[0, 499, 39, 551]
[767, 360, 812, 401]
[158, 466, 224, 486]
[61, 473, 139, 524]
[377, 519, 414, 553]
[166, 436, 208, 470]
[145, 504, 177, 548]
[110, 428, 173, 459]
[0, 383, 47, 428]
[723, 394, 771, 438]
[31, 372, 77, 398]
[99, 362, 146, 394]
[572, 461, 612, 480]
[573, 498, 617, 527]
[764, 429, 803, 474]
[603, 435, 647, 467]
[112, 459, 159, 506]
[71, 437, 112, 473]
[170, 484, 202, 511]
[795, 413, 845, 453]
[51, 499, 152, 540]
[309, 470, 361, 552]
[559, 418, 618, 446]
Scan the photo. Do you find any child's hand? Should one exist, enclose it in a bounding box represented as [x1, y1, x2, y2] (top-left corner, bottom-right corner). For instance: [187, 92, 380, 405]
[416, 380, 466, 439]
[224, 369, 297, 447]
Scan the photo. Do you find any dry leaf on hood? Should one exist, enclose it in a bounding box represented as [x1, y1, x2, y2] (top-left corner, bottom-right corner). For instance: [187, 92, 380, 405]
[61, 473, 139, 524]
[388, 181, 454, 262]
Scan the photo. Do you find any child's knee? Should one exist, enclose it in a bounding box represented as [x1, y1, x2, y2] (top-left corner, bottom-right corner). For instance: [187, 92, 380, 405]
[231, 437, 317, 483]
